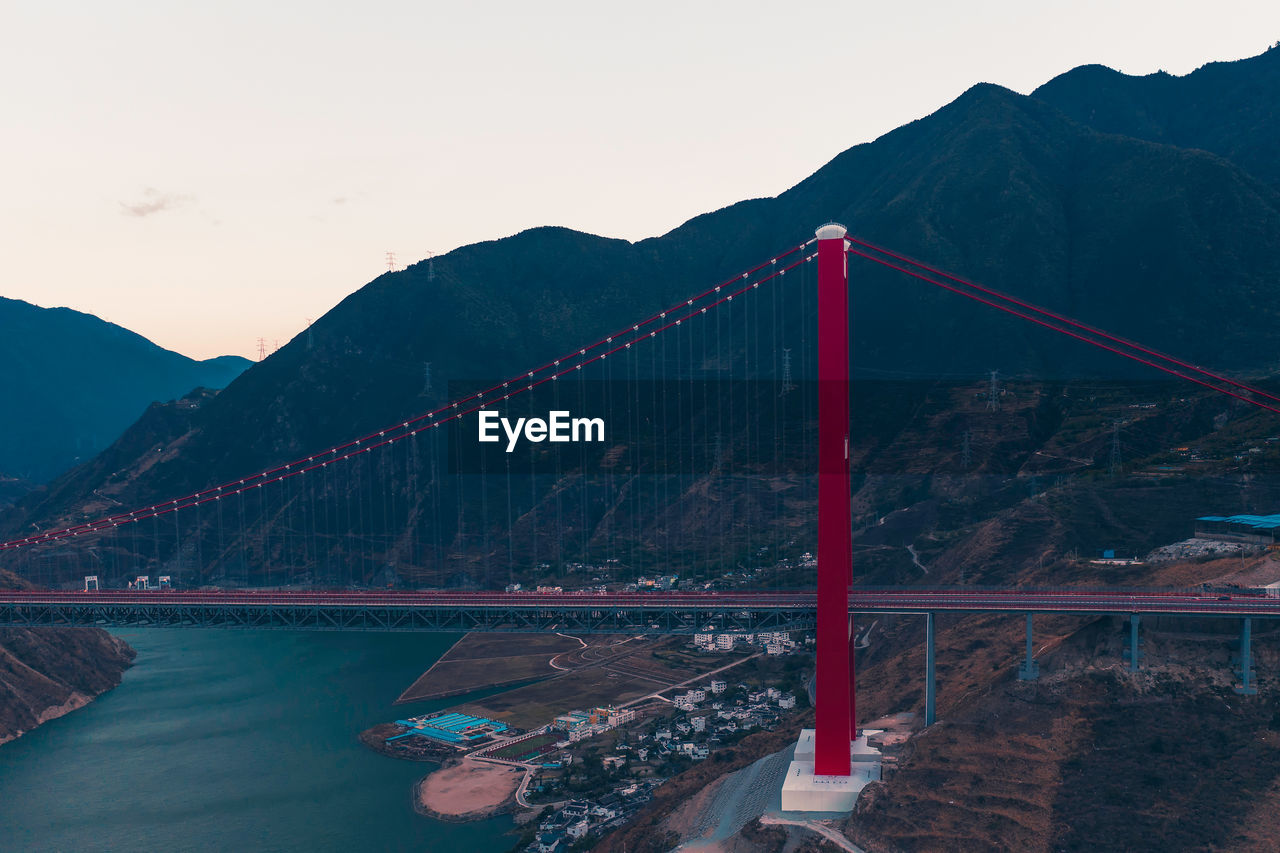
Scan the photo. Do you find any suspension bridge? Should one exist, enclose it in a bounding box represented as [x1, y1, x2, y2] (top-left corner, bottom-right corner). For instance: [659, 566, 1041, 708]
[3, 223, 1279, 796]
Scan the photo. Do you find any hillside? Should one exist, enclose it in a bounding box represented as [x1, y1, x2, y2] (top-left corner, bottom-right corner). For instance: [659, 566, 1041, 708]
[596, 490, 1280, 852]
[0, 297, 251, 483]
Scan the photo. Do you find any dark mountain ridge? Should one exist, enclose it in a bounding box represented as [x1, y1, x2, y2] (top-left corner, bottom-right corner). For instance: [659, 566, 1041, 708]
[0, 297, 251, 483]
[1034, 44, 1280, 186]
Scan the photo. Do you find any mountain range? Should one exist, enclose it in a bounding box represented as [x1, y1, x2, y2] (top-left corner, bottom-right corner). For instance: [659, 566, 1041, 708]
[4, 46, 1280, 587]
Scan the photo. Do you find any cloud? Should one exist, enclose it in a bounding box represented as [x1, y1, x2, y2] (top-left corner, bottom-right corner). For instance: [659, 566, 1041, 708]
[119, 188, 194, 218]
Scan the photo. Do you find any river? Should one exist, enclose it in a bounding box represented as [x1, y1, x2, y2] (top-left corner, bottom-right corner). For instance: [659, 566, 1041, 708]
[0, 629, 515, 852]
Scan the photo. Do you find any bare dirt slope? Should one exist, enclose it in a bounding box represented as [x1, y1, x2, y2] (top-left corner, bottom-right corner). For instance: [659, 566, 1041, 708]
[0, 569, 135, 745]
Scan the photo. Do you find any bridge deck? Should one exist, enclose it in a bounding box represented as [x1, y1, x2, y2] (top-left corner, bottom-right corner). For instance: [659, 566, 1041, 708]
[0, 589, 1277, 632]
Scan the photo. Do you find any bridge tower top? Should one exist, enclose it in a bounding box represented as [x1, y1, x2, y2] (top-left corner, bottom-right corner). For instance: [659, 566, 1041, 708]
[815, 222, 848, 241]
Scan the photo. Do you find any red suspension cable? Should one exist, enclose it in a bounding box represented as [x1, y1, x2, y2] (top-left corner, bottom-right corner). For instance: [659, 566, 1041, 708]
[848, 236, 1280, 405]
[2, 246, 816, 550]
[846, 246, 1280, 416]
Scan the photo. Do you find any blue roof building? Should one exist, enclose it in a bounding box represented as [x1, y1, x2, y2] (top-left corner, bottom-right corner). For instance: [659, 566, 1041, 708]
[1196, 514, 1280, 543]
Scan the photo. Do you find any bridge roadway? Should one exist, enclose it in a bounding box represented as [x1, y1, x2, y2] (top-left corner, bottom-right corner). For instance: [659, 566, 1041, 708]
[1, 588, 1278, 632]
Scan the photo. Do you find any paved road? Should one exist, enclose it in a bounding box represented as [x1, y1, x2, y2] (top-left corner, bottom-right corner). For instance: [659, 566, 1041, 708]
[621, 653, 762, 709]
[759, 814, 867, 852]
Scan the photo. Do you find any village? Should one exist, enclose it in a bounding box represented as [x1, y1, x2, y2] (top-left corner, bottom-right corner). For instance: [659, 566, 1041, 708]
[382, 628, 811, 852]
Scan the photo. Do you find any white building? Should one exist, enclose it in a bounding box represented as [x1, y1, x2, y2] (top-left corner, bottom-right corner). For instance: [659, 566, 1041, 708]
[778, 694, 796, 710]
[533, 833, 564, 853]
[709, 680, 727, 694]
[606, 707, 636, 726]
[562, 801, 590, 819]
[691, 716, 707, 732]
[679, 742, 709, 760]
[715, 634, 736, 650]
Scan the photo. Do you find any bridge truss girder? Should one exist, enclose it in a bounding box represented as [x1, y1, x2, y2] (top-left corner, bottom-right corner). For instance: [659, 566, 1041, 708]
[0, 602, 816, 634]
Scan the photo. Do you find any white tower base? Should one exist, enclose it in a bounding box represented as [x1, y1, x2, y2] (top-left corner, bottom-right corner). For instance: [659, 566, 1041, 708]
[780, 729, 882, 813]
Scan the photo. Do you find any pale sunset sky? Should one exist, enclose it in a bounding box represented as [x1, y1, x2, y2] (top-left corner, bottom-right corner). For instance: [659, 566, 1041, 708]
[3, 1, 1277, 360]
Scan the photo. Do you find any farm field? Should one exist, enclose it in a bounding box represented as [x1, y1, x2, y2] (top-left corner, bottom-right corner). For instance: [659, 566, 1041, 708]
[485, 733, 562, 762]
[454, 639, 756, 729]
[396, 633, 586, 702]
[455, 666, 658, 729]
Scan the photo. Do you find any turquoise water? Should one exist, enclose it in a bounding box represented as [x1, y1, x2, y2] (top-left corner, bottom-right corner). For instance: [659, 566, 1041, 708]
[0, 630, 515, 852]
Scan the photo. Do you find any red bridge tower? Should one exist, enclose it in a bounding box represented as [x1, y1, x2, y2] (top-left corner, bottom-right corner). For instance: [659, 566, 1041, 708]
[814, 222, 855, 776]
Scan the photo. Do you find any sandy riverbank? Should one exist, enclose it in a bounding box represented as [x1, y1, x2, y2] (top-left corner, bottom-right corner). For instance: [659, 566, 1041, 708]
[415, 759, 525, 821]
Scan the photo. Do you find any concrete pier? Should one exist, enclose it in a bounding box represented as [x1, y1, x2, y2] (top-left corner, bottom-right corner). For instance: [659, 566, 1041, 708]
[925, 612, 936, 726]
[780, 729, 882, 812]
[1124, 614, 1142, 671]
[1018, 613, 1039, 681]
[1236, 617, 1257, 695]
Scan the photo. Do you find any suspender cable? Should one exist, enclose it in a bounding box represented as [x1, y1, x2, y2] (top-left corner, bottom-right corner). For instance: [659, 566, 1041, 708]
[5, 247, 816, 552]
[847, 246, 1280, 416]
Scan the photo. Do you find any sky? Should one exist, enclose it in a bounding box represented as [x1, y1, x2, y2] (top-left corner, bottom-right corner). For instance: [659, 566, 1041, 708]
[3, 1, 1278, 361]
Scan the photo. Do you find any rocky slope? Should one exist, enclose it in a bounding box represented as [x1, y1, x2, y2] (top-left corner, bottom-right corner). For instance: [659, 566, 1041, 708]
[0, 569, 135, 745]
